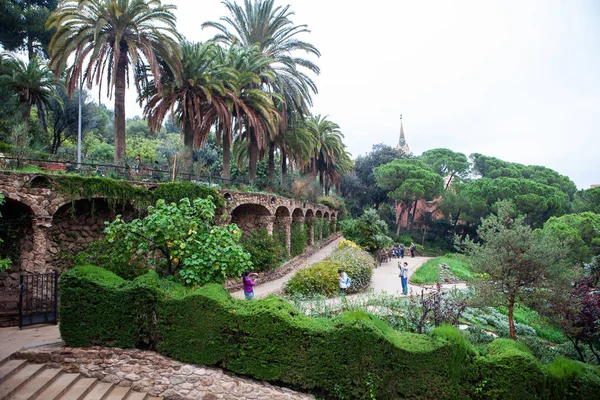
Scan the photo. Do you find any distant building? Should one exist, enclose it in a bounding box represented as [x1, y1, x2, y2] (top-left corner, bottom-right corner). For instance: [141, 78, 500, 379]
[591, 184, 600, 188]
[395, 115, 410, 155]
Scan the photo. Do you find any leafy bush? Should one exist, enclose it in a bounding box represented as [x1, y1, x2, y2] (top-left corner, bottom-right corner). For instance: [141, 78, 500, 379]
[317, 196, 340, 210]
[240, 228, 285, 272]
[285, 247, 374, 297]
[497, 304, 566, 344]
[341, 209, 393, 253]
[290, 222, 307, 257]
[337, 239, 361, 251]
[284, 260, 341, 297]
[104, 197, 251, 285]
[547, 357, 600, 399]
[73, 239, 148, 280]
[152, 181, 224, 209]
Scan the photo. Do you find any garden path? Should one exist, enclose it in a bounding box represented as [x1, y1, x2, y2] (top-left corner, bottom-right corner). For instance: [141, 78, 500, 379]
[231, 236, 343, 300]
[369, 256, 468, 297]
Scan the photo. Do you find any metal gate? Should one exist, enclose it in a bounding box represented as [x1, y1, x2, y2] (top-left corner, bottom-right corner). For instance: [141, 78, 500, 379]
[18, 271, 58, 328]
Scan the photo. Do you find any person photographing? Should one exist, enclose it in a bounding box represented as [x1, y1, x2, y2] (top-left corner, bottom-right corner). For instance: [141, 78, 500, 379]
[242, 271, 259, 300]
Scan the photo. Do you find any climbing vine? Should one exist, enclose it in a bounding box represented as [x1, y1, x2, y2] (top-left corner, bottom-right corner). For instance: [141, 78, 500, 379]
[0, 193, 11, 271]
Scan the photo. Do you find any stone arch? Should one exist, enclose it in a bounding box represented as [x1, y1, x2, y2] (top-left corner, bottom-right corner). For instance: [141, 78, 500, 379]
[315, 210, 323, 218]
[323, 211, 330, 220]
[231, 203, 273, 234]
[0, 198, 34, 273]
[274, 206, 291, 256]
[1, 192, 46, 219]
[304, 209, 315, 246]
[27, 175, 52, 189]
[292, 208, 304, 220]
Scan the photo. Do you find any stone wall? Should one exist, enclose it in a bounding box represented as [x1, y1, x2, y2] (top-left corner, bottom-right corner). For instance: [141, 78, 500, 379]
[15, 346, 314, 400]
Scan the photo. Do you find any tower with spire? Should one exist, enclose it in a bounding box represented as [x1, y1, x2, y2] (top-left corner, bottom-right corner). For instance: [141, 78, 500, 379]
[396, 114, 410, 154]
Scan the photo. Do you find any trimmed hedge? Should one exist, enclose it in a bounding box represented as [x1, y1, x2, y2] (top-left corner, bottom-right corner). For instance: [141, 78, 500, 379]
[60, 266, 600, 399]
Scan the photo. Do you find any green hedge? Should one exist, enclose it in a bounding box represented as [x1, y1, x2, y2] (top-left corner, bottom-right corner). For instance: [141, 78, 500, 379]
[59, 266, 600, 399]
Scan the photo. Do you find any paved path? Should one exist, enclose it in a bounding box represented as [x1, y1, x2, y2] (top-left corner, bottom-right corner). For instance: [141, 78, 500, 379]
[231, 237, 343, 299]
[0, 324, 61, 362]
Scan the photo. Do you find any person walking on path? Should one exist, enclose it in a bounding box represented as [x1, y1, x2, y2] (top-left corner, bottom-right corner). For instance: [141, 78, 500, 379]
[399, 262, 409, 295]
[242, 271, 259, 300]
[399, 243, 405, 259]
[338, 269, 351, 295]
[409, 242, 416, 258]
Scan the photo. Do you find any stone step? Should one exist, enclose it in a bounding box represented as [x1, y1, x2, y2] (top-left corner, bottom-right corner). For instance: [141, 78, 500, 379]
[59, 377, 97, 400]
[0, 363, 45, 399]
[35, 372, 80, 400]
[81, 381, 113, 400]
[123, 392, 146, 400]
[0, 359, 27, 385]
[104, 386, 130, 400]
[10, 367, 62, 399]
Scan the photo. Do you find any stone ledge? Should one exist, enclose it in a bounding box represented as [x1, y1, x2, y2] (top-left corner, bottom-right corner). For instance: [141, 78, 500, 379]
[223, 232, 342, 292]
[14, 345, 314, 400]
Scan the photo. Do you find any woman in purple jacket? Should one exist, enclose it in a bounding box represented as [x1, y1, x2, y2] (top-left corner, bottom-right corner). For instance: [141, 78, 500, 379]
[242, 271, 259, 300]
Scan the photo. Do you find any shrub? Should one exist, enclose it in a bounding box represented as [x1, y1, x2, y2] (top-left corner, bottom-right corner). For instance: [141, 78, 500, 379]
[285, 247, 374, 297]
[317, 196, 340, 210]
[337, 239, 361, 251]
[152, 181, 224, 209]
[290, 222, 307, 257]
[548, 357, 600, 399]
[73, 239, 149, 280]
[240, 228, 285, 272]
[284, 260, 341, 297]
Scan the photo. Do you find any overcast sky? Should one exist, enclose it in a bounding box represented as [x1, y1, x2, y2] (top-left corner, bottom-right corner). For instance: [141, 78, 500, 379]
[116, 0, 599, 189]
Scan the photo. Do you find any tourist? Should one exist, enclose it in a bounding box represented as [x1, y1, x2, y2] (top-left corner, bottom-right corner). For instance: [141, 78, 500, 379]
[94, 165, 105, 177]
[399, 243, 405, 259]
[399, 262, 409, 295]
[242, 271, 259, 300]
[134, 155, 142, 174]
[338, 269, 350, 295]
[410, 242, 416, 258]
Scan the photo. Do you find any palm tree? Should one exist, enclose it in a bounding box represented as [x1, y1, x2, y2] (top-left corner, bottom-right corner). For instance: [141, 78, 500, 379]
[302, 114, 352, 195]
[141, 41, 235, 169]
[215, 45, 280, 183]
[47, 0, 181, 165]
[0, 55, 60, 136]
[203, 0, 320, 183]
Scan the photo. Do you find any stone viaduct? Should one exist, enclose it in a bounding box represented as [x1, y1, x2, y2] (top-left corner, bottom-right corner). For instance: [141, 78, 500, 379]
[0, 172, 338, 274]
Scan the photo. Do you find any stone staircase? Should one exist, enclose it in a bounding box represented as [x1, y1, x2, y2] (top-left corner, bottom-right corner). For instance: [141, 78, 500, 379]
[0, 358, 163, 400]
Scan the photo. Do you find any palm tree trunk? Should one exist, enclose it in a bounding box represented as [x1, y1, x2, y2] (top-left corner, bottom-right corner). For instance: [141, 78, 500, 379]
[249, 129, 258, 184]
[22, 104, 31, 137]
[268, 141, 275, 187]
[280, 148, 287, 187]
[114, 48, 127, 166]
[36, 105, 48, 133]
[183, 119, 194, 172]
[222, 132, 231, 183]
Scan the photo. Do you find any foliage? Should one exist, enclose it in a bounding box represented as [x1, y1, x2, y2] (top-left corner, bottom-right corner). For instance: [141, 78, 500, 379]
[50, 174, 152, 211]
[337, 239, 362, 251]
[290, 221, 307, 257]
[340, 208, 393, 253]
[497, 304, 566, 344]
[542, 212, 600, 265]
[240, 228, 284, 273]
[572, 187, 600, 214]
[460, 200, 567, 339]
[151, 182, 224, 209]
[104, 197, 252, 286]
[285, 247, 374, 297]
[374, 158, 444, 232]
[421, 148, 470, 188]
[409, 284, 469, 334]
[410, 254, 476, 284]
[72, 239, 148, 281]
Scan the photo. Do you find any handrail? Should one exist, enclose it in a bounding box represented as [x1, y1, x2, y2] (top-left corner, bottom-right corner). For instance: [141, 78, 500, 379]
[0, 156, 230, 185]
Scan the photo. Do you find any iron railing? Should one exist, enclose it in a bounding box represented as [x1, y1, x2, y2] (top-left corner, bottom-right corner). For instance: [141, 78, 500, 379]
[18, 271, 58, 329]
[0, 156, 230, 186]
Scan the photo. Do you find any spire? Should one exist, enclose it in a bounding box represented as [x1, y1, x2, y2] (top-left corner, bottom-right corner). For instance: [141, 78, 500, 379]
[398, 114, 406, 147]
[396, 114, 410, 154]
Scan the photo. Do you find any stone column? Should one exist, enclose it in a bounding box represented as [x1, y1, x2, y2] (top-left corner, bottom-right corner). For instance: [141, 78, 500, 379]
[31, 217, 51, 273]
[256, 215, 275, 236]
[280, 217, 292, 257]
[306, 217, 314, 246]
[332, 217, 337, 233]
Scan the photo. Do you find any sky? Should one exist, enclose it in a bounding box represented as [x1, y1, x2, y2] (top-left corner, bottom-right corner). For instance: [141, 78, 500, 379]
[113, 0, 600, 189]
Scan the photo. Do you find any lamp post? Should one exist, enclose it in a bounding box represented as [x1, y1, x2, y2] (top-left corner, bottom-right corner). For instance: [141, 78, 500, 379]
[77, 73, 82, 170]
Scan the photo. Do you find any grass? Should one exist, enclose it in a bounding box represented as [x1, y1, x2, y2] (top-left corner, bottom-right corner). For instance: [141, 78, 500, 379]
[410, 254, 476, 284]
[497, 304, 566, 344]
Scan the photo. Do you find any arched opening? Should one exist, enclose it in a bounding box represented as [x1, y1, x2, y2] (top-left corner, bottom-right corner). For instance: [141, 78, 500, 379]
[274, 206, 291, 257]
[48, 199, 138, 269]
[304, 209, 315, 246]
[231, 203, 272, 233]
[28, 175, 52, 189]
[291, 208, 307, 257]
[0, 198, 33, 272]
[223, 192, 233, 203]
